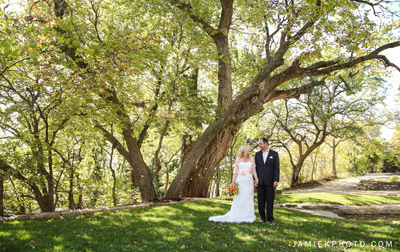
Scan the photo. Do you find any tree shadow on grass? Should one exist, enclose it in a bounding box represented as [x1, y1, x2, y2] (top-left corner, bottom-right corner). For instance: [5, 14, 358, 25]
[276, 193, 344, 205]
[0, 201, 399, 251]
[341, 194, 400, 206]
[276, 193, 400, 206]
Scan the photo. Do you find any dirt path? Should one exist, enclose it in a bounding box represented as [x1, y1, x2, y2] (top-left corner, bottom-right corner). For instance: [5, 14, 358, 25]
[283, 173, 400, 195]
[280, 173, 400, 220]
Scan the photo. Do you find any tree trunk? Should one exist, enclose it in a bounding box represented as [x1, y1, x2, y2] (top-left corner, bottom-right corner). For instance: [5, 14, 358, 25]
[2, 139, 65, 213]
[111, 168, 117, 206]
[109, 145, 118, 206]
[98, 125, 158, 202]
[180, 134, 195, 170]
[215, 164, 220, 197]
[164, 0, 236, 199]
[209, 180, 213, 198]
[165, 92, 265, 199]
[0, 175, 3, 216]
[124, 135, 158, 202]
[2, 154, 54, 213]
[331, 138, 337, 178]
[130, 168, 136, 200]
[180, 123, 240, 197]
[289, 135, 327, 186]
[311, 153, 318, 181]
[291, 164, 302, 186]
[68, 165, 76, 210]
[33, 133, 55, 212]
[291, 154, 308, 186]
[311, 164, 315, 181]
[164, 163, 169, 197]
[76, 173, 83, 209]
[46, 149, 55, 212]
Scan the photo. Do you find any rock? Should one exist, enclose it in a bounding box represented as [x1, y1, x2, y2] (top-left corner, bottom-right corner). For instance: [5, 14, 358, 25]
[358, 180, 400, 191]
[333, 204, 400, 215]
[297, 203, 335, 210]
[4, 214, 32, 221]
[59, 211, 77, 217]
[78, 209, 102, 214]
[31, 212, 61, 220]
[280, 203, 400, 216]
[294, 209, 345, 219]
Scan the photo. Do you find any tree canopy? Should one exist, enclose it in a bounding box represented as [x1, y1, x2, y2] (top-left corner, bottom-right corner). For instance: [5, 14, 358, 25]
[1, 0, 399, 213]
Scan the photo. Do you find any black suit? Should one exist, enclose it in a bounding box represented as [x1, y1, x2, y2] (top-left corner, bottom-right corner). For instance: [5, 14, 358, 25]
[255, 149, 280, 222]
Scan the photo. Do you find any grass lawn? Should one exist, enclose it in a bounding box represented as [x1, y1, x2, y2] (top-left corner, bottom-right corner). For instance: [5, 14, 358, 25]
[1, 194, 399, 251]
[370, 178, 399, 182]
[276, 193, 400, 205]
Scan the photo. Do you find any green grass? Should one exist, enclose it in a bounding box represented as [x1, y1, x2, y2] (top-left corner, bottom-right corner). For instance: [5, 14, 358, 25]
[276, 193, 400, 205]
[372, 177, 399, 182]
[1, 197, 399, 251]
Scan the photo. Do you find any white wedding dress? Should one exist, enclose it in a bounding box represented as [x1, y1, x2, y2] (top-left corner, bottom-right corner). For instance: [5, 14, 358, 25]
[209, 161, 256, 223]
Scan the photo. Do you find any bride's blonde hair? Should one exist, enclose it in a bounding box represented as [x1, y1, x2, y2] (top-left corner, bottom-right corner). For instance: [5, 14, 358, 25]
[237, 145, 251, 159]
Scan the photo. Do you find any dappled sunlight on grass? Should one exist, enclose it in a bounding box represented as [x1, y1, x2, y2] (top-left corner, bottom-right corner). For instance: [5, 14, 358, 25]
[16, 230, 32, 241]
[52, 235, 63, 242]
[53, 244, 64, 250]
[1, 196, 399, 251]
[277, 193, 400, 205]
[0, 231, 12, 238]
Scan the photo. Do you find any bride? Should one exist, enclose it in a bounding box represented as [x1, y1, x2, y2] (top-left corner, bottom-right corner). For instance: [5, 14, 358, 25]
[209, 145, 258, 223]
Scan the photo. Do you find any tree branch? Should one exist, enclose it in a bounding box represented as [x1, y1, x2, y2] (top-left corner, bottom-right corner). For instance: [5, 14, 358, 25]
[138, 72, 163, 147]
[350, 0, 384, 15]
[95, 124, 131, 163]
[310, 41, 400, 75]
[88, 0, 103, 43]
[0, 58, 30, 76]
[0, 158, 44, 204]
[376, 55, 400, 72]
[168, 0, 218, 38]
[267, 78, 327, 101]
[152, 120, 170, 178]
[267, 40, 400, 93]
[289, 0, 322, 43]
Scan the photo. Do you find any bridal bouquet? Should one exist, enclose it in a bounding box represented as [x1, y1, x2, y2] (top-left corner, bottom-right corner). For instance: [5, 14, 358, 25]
[227, 182, 239, 196]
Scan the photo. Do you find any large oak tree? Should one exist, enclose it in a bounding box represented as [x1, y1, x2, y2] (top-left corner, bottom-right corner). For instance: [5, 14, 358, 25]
[1, 0, 399, 206]
[164, 0, 400, 198]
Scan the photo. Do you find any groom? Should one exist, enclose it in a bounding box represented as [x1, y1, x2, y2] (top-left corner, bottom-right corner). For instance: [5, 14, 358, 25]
[255, 138, 280, 223]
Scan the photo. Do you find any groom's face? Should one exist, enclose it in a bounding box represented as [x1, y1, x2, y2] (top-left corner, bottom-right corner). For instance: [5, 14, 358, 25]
[258, 139, 268, 151]
[259, 139, 268, 150]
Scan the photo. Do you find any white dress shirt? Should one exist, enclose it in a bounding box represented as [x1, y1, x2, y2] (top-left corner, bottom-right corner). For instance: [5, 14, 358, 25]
[262, 149, 269, 163]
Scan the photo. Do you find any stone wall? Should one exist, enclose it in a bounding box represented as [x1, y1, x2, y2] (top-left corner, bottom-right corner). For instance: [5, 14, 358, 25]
[357, 181, 400, 191]
[277, 203, 400, 215]
[0, 198, 208, 223]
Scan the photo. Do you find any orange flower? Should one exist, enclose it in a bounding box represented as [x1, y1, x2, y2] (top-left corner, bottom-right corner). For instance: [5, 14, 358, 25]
[227, 182, 239, 196]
